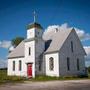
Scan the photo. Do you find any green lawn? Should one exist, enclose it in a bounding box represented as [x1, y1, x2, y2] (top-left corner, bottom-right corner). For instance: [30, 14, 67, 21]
[0, 70, 25, 84]
[32, 75, 89, 81]
[0, 69, 90, 84]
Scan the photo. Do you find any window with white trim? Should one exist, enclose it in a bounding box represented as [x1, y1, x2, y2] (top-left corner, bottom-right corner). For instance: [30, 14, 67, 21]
[29, 47, 31, 55]
[49, 57, 54, 71]
[19, 60, 22, 71]
[13, 61, 15, 71]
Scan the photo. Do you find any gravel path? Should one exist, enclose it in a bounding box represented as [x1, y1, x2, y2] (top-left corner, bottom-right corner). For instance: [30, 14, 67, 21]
[0, 80, 90, 90]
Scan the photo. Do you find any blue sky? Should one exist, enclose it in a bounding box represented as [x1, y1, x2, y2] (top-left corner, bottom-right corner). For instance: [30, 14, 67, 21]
[0, 0, 90, 67]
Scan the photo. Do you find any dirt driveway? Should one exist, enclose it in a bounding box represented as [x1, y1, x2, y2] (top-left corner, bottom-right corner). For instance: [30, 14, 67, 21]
[0, 80, 90, 90]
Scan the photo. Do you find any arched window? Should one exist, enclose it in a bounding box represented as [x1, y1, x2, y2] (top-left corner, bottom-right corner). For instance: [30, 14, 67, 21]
[19, 60, 22, 71]
[49, 57, 54, 71]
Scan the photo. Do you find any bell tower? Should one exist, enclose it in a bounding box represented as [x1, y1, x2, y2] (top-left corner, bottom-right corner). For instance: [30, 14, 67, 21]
[25, 11, 45, 77]
[27, 22, 43, 39]
[27, 11, 43, 39]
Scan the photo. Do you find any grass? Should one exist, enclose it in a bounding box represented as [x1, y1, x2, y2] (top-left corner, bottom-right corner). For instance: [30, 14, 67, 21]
[0, 70, 25, 85]
[31, 75, 89, 81]
[0, 69, 90, 85]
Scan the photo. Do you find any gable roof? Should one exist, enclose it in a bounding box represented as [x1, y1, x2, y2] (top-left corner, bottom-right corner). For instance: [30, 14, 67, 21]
[8, 29, 72, 58]
[8, 41, 25, 58]
[45, 29, 72, 54]
[8, 28, 86, 58]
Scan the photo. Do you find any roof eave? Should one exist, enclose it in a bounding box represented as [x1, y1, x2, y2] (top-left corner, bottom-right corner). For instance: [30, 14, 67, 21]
[44, 50, 59, 55]
[8, 56, 24, 59]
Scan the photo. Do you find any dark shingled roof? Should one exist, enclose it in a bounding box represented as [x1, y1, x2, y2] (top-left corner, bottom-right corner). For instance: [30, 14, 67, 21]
[27, 22, 43, 30]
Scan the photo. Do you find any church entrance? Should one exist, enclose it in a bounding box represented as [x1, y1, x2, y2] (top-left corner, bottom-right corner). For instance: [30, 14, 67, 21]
[27, 63, 32, 77]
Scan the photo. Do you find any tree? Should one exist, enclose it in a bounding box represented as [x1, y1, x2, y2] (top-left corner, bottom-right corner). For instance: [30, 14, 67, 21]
[11, 37, 24, 48]
[87, 66, 90, 73]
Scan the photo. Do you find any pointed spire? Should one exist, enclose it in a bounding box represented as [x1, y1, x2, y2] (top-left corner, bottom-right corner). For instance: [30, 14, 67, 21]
[33, 11, 36, 22]
[26, 11, 43, 30]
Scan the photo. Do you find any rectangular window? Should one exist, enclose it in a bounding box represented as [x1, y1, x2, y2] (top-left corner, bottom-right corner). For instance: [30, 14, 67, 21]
[71, 41, 73, 52]
[29, 47, 31, 55]
[67, 57, 70, 71]
[39, 60, 42, 71]
[77, 58, 80, 71]
[19, 60, 22, 71]
[13, 61, 15, 71]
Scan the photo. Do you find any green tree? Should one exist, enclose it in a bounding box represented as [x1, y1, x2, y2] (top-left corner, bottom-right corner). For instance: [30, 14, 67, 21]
[12, 37, 24, 48]
[87, 66, 90, 73]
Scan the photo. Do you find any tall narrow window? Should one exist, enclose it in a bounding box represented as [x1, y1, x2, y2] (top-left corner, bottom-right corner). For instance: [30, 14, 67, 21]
[49, 57, 54, 71]
[39, 60, 42, 71]
[19, 60, 22, 71]
[77, 58, 80, 71]
[29, 47, 31, 55]
[67, 57, 70, 71]
[71, 41, 73, 52]
[13, 61, 15, 71]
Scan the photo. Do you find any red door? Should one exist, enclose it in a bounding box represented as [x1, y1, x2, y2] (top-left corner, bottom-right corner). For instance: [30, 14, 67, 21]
[27, 64, 32, 77]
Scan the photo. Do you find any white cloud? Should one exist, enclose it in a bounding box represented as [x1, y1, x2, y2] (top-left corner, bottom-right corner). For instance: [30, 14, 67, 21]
[43, 23, 90, 66]
[0, 40, 11, 49]
[84, 46, 90, 59]
[0, 59, 7, 68]
[43, 25, 59, 40]
[43, 23, 71, 40]
[84, 46, 90, 67]
[74, 28, 90, 41]
[43, 23, 90, 41]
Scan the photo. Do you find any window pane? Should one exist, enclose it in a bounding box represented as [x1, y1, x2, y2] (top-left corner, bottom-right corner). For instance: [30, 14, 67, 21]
[19, 60, 22, 71]
[29, 47, 31, 55]
[39, 60, 42, 71]
[13, 61, 15, 71]
[49, 57, 54, 71]
[67, 57, 70, 71]
[71, 41, 73, 52]
[77, 58, 80, 71]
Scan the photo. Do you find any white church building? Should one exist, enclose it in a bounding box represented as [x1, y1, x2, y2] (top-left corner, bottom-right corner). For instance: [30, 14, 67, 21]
[8, 20, 86, 78]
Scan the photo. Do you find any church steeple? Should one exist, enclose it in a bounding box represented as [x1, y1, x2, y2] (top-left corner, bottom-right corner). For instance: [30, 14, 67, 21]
[27, 11, 43, 30]
[33, 11, 36, 23]
[26, 11, 43, 39]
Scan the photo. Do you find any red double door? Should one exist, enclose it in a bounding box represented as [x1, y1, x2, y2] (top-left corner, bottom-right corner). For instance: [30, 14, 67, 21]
[27, 64, 32, 77]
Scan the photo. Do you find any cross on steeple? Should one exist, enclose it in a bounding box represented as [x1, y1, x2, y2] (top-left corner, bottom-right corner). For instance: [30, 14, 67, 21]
[33, 11, 36, 22]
